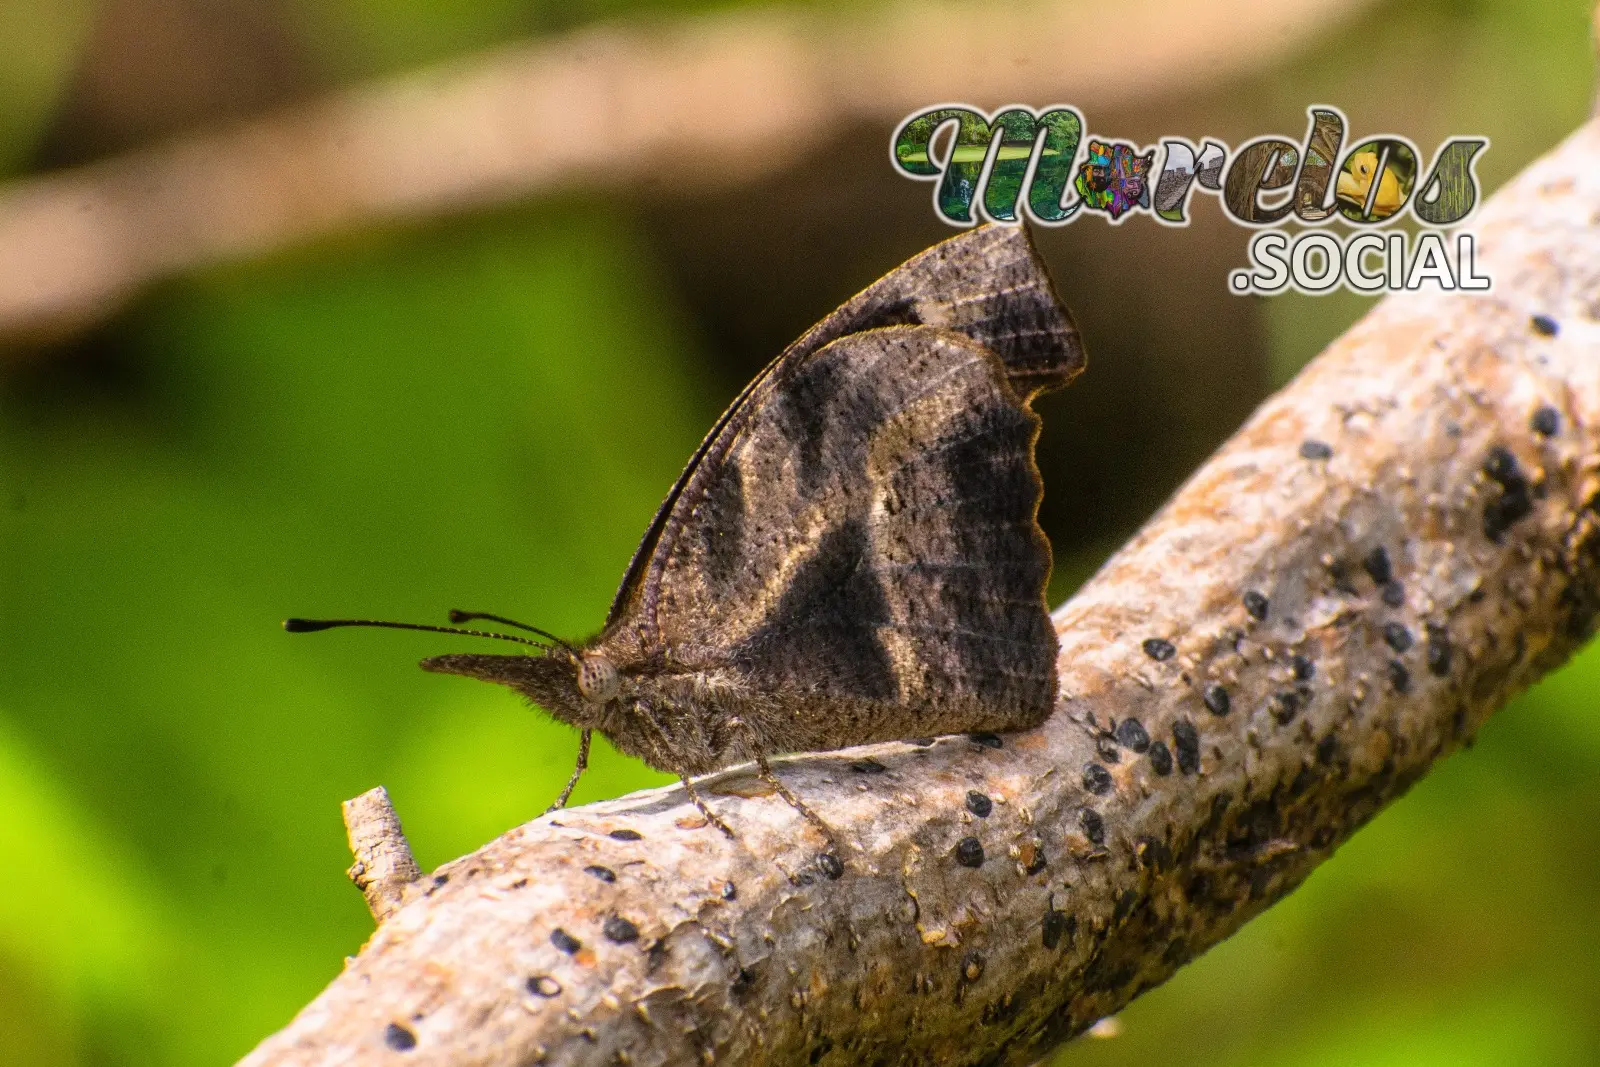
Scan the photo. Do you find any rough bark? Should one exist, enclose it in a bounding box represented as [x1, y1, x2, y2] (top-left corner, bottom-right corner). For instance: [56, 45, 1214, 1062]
[240, 118, 1600, 1066]
[343, 787, 423, 925]
[0, 0, 1374, 347]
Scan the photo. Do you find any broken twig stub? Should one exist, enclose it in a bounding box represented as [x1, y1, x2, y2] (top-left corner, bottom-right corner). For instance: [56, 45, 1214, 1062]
[342, 786, 422, 924]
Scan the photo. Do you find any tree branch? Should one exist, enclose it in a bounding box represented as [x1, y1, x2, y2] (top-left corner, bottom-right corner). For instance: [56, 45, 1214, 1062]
[239, 118, 1600, 1066]
[0, 0, 1374, 349]
[342, 786, 423, 925]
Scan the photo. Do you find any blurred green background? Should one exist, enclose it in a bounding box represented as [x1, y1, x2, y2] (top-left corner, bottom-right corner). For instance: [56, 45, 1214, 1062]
[1, 0, 1598, 1064]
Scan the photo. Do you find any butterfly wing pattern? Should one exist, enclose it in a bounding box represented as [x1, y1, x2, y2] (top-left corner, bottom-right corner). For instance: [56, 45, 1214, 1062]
[596, 225, 1084, 762]
[606, 223, 1085, 630]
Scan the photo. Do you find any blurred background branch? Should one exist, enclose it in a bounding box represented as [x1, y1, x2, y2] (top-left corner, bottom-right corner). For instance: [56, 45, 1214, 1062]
[0, 0, 1375, 349]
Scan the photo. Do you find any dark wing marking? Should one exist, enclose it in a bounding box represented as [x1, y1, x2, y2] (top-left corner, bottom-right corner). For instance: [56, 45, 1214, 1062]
[631, 325, 1059, 744]
[605, 224, 1083, 630]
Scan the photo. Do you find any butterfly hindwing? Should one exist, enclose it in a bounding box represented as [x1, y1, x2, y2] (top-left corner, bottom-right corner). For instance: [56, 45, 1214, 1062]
[612, 324, 1060, 748]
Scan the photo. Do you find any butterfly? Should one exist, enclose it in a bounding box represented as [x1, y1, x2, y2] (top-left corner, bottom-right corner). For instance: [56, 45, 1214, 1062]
[287, 224, 1084, 849]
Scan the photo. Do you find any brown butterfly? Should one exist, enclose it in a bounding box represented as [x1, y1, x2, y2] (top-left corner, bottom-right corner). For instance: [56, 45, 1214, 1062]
[288, 224, 1084, 850]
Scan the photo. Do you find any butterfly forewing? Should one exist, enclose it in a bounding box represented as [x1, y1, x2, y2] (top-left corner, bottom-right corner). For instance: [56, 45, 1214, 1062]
[604, 224, 1084, 632]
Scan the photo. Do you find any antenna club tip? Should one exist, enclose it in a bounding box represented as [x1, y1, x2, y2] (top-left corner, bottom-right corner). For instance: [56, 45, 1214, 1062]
[447, 609, 470, 623]
[284, 618, 326, 633]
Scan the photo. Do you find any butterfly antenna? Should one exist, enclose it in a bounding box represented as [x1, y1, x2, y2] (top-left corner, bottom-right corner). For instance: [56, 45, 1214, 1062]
[447, 610, 576, 653]
[283, 617, 553, 650]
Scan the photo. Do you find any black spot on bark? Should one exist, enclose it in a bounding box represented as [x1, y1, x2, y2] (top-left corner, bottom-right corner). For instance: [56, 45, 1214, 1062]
[818, 853, 845, 880]
[584, 864, 616, 883]
[1388, 659, 1411, 693]
[1478, 489, 1529, 543]
[550, 928, 581, 955]
[1203, 684, 1230, 716]
[1291, 654, 1315, 681]
[1143, 637, 1176, 662]
[527, 975, 561, 997]
[1114, 717, 1151, 752]
[1483, 446, 1533, 541]
[1327, 559, 1359, 595]
[384, 1023, 417, 1052]
[1382, 580, 1406, 607]
[966, 791, 993, 818]
[969, 732, 1003, 749]
[608, 829, 643, 841]
[850, 758, 888, 774]
[1383, 622, 1414, 652]
[1273, 689, 1302, 725]
[1531, 313, 1560, 336]
[1426, 623, 1453, 676]
[1243, 590, 1270, 620]
[1148, 741, 1174, 776]
[603, 916, 640, 944]
[1531, 405, 1561, 436]
[1042, 910, 1072, 949]
[1316, 734, 1338, 765]
[1362, 545, 1392, 585]
[1299, 439, 1333, 460]
[1173, 720, 1200, 774]
[954, 837, 985, 868]
[1079, 807, 1105, 845]
[1082, 763, 1114, 795]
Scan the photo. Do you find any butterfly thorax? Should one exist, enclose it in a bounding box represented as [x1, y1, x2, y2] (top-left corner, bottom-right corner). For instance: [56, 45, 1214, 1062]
[593, 649, 770, 776]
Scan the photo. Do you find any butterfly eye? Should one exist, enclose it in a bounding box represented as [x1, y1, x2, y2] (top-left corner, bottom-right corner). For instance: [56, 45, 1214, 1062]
[576, 654, 620, 704]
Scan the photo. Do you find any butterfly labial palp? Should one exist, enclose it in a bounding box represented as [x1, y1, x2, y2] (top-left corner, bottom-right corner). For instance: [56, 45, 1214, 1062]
[286, 223, 1086, 861]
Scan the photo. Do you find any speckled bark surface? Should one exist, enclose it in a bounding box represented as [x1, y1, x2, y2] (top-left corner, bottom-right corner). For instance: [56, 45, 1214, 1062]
[240, 120, 1600, 1067]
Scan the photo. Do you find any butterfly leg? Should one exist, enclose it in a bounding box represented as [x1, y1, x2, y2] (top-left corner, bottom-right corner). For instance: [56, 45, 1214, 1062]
[727, 717, 843, 853]
[544, 728, 591, 813]
[634, 704, 735, 837]
[675, 773, 735, 838]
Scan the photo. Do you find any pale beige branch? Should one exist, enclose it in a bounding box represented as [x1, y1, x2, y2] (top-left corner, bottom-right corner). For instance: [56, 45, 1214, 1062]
[342, 786, 423, 925]
[0, 0, 1376, 347]
[240, 115, 1600, 1065]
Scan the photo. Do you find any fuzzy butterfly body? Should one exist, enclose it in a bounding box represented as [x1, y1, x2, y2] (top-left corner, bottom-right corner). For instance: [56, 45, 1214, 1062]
[300, 225, 1084, 838]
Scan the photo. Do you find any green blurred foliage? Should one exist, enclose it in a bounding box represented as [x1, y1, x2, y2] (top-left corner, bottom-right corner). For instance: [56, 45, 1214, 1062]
[2, 209, 703, 1060]
[1, 0, 1598, 1065]
[0, 0, 96, 175]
